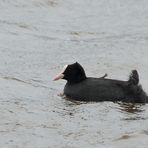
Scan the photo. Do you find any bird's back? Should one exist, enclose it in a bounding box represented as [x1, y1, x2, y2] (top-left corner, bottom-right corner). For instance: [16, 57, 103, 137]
[64, 78, 128, 102]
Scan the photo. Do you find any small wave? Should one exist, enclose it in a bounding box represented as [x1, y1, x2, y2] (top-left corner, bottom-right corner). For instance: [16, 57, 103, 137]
[3, 76, 48, 89]
[3, 76, 29, 84]
[117, 102, 145, 114]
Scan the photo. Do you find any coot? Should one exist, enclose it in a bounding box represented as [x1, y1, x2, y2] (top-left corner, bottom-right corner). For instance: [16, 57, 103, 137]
[53, 62, 148, 103]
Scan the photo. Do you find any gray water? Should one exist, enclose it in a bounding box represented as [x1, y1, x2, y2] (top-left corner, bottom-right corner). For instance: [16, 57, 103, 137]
[0, 0, 148, 147]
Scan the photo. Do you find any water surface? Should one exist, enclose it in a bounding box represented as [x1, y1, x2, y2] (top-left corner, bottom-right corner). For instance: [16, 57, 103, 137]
[0, 0, 148, 147]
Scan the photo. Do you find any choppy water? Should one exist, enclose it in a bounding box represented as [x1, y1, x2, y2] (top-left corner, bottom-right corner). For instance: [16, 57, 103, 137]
[0, 0, 148, 147]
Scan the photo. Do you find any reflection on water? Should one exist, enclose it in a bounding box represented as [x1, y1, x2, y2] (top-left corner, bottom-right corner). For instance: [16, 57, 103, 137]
[117, 102, 147, 121]
[60, 94, 146, 114]
[117, 102, 145, 113]
[54, 93, 81, 117]
[53, 94, 148, 147]
[58, 95, 148, 122]
[58, 93, 85, 106]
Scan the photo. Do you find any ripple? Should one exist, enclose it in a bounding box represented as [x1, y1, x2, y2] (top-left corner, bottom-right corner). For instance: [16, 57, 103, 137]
[3, 76, 48, 89]
[117, 102, 145, 114]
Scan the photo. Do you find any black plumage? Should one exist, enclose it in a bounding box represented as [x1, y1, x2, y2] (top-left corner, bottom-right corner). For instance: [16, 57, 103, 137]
[54, 62, 148, 103]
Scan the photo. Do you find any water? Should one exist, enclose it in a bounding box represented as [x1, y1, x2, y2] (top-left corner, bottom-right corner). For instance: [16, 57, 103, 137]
[0, 0, 148, 147]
